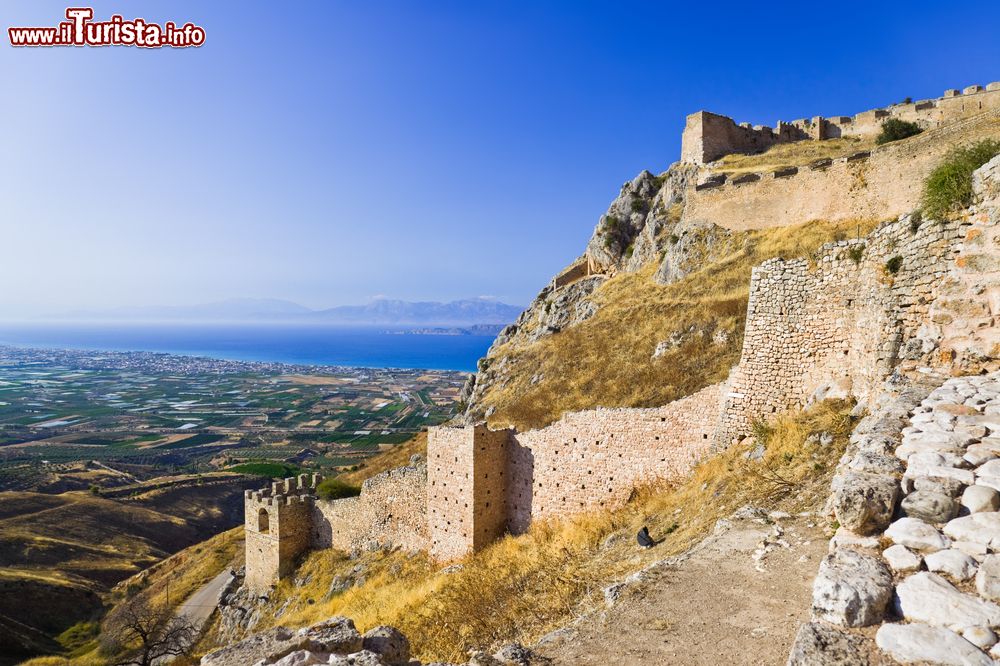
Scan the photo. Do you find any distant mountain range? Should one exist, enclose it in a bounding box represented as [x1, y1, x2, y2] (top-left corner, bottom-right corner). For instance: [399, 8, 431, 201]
[58, 297, 523, 327]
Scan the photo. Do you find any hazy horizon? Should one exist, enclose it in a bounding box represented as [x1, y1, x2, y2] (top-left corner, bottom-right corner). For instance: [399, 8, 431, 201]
[3, 1, 999, 317]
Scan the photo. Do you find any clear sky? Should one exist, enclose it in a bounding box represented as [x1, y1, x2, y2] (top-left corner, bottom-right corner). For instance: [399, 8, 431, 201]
[2, 1, 999, 316]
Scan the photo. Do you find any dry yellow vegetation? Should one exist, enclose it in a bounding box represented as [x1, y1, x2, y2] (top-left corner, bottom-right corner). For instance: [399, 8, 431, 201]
[230, 400, 854, 664]
[479, 218, 878, 432]
[711, 136, 876, 175]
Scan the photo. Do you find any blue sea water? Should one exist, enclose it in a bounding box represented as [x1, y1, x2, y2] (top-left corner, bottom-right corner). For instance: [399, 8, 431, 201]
[0, 323, 495, 372]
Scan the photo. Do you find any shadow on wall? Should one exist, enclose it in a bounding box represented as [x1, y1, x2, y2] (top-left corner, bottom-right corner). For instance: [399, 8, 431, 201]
[507, 440, 534, 535]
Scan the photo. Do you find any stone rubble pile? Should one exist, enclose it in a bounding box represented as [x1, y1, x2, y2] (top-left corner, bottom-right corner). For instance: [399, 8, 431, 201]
[790, 372, 1000, 665]
[200, 616, 549, 666]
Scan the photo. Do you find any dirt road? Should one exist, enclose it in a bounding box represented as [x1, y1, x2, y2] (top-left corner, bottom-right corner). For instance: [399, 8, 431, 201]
[536, 515, 828, 665]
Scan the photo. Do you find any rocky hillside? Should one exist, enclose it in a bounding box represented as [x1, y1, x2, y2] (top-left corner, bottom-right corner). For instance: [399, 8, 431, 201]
[463, 113, 1000, 432]
[462, 163, 872, 429]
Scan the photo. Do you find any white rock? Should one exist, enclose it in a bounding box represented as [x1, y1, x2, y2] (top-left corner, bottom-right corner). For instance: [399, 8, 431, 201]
[962, 485, 1000, 513]
[894, 572, 1000, 630]
[925, 549, 978, 581]
[886, 517, 951, 552]
[909, 451, 967, 468]
[875, 623, 991, 665]
[829, 527, 881, 553]
[944, 513, 1000, 548]
[883, 544, 922, 573]
[963, 626, 998, 650]
[953, 540, 989, 562]
[903, 465, 976, 489]
[973, 475, 1000, 493]
[965, 450, 998, 467]
[978, 459, 1000, 477]
[976, 554, 1000, 602]
[811, 548, 893, 627]
[272, 651, 329, 666]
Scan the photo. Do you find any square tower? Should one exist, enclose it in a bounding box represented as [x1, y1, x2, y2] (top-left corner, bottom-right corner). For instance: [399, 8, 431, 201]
[244, 474, 320, 594]
[427, 425, 512, 561]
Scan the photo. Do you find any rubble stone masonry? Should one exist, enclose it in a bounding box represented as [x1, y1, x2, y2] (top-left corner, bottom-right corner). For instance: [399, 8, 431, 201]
[244, 135, 1000, 590]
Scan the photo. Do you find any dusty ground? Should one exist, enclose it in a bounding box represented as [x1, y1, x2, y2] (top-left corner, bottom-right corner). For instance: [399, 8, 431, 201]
[536, 515, 828, 665]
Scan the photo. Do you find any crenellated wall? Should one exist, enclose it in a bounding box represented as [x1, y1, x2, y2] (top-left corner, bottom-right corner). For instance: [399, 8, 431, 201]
[681, 83, 1000, 166]
[244, 474, 321, 593]
[684, 110, 1000, 231]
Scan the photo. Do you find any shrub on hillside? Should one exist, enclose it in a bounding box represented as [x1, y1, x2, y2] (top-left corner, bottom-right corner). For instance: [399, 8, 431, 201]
[316, 478, 361, 501]
[922, 140, 1000, 220]
[875, 118, 922, 145]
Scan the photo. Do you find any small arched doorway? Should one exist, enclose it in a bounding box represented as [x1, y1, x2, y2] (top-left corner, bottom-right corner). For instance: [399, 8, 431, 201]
[258, 507, 270, 533]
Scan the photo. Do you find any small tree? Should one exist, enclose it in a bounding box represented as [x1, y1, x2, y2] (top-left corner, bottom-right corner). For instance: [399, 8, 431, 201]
[875, 118, 922, 145]
[101, 597, 195, 666]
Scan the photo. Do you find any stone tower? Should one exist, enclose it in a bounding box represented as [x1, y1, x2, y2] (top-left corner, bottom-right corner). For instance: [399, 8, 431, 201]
[244, 474, 322, 593]
[426, 425, 512, 561]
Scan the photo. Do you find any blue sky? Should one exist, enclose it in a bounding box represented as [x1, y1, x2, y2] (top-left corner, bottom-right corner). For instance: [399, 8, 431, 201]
[2, 1, 999, 316]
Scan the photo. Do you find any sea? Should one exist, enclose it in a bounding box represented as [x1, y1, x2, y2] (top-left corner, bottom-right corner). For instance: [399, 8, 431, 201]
[0, 323, 496, 372]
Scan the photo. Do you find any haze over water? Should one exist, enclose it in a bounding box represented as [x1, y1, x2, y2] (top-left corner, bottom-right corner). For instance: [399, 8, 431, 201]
[0, 323, 493, 372]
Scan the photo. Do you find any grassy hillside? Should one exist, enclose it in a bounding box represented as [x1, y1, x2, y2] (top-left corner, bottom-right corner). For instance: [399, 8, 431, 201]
[711, 135, 876, 174]
[0, 479, 252, 666]
[478, 218, 877, 431]
[209, 400, 854, 663]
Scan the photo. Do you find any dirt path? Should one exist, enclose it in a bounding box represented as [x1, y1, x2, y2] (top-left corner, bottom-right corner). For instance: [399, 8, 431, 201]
[536, 515, 828, 665]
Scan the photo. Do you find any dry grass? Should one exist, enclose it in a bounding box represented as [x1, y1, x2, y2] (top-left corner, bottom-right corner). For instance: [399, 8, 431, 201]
[106, 527, 244, 613]
[337, 432, 428, 487]
[712, 136, 875, 175]
[235, 401, 855, 663]
[17, 658, 105, 666]
[479, 218, 877, 431]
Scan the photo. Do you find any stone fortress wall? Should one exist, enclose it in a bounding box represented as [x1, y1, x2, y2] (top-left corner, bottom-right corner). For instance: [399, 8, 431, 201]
[715, 214, 966, 447]
[681, 83, 1000, 165]
[684, 108, 1000, 231]
[427, 382, 724, 561]
[244, 101, 1000, 590]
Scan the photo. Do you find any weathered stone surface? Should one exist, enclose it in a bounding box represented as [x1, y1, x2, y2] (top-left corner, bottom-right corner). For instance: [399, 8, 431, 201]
[883, 544, 922, 573]
[894, 572, 1000, 631]
[271, 651, 327, 666]
[875, 623, 991, 666]
[786, 621, 866, 666]
[493, 643, 551, 665]
[812, 548, 893, 627]
[944, 512, 1000, 548]
[962, 485, 1000, 514]
[885, 517, 950, 552]
[299, 617, 363, 654]
[831, 472, 900, 535]
[912, 474, 966, 497]
[925, 548, 978, 581]
[361, 626, 409, 666]
[328, 650, 385, 666]
[975, 554, 1000, 602]
[963, 625, 999, 651]
[900, 490, 959, 523]
[202, 627, 298, 666]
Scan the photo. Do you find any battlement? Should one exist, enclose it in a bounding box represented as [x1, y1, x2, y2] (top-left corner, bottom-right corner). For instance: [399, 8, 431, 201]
[681, 83, 1000, 164]
[243, 474, 322, 593]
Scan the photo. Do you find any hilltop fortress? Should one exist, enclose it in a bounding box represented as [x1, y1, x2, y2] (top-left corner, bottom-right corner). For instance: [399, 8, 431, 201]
[245, 84, 1000, 592]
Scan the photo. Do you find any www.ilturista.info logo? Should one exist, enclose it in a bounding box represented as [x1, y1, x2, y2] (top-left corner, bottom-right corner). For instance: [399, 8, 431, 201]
[8, 7, 205, 48]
